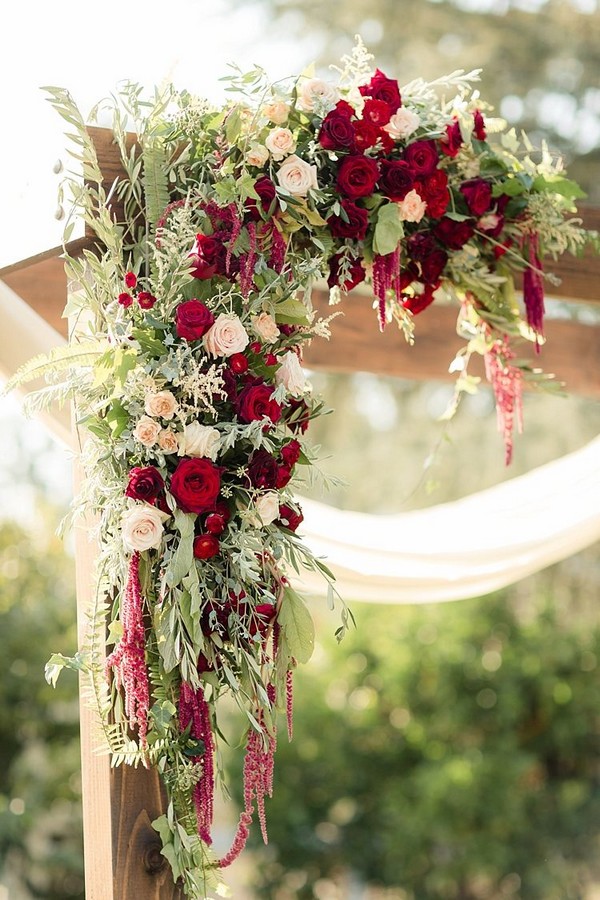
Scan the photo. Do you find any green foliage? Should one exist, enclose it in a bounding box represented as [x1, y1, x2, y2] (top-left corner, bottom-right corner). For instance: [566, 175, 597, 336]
[233, 593, 600, 899]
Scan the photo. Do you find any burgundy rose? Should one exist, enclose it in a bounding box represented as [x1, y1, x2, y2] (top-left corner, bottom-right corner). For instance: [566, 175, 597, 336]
[359, 69, 402, 113]
[379, 159, 413, 201]
[137, 291, 157, 310]
[479, 212, 505, 238]
[205, 512, 226, 535]
[362, 98, 392, 127]
[193, 534, 220, 560]
[281, 439, 301, 468]
[403, 285, 437, 315]
[440, 120, 463, 158]
[327, 254, 367, 292]
[460, 178, 493, 216]
[220, 367, 238, 402]
[246, 176, 277, 221]
[248, 602, 277, 637]
[319, 109, 357, 151]
[417, 170, 450, 218]
[404, 140, 439, 178]
[170, 457, 221, 514]
[277, 503, 304, 532]
[434, 217, 475, 250]
[175, 298, 215, 341]
[336, 155, 380, 199]
[420, 248, 448, 284]
[190, 233, 220, 279]
[237, 383, 282, 424]
[247, 449, 279, 489]
[275, 466, 292, 488]
[125, 466, 164, 503]
[353, 120, 380, 151]
[327, 200, 369, 240]
[407, 232, 437, 261]
[473, 109, 487, 141]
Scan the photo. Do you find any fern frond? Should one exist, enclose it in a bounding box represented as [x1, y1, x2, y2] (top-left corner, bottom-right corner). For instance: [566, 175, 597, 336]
[21, 382, 72, 418]
[143, 140, 171, 227]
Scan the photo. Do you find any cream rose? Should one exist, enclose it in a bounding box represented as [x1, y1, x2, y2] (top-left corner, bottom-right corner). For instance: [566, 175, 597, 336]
[276, 155, 318, 197]
[246, 143, 269, 167]
[158, 429, 179, 454]
[134, 416, 161, 448]
[384, 108, 420, 140]
[275, 350, 306, 396]
[297, 78, 339, 112]
[144, 390, 178, 420]
[265, 127, 296, 161]
[263, 99, 289, 124]
[252, 311, 279, 343]
[122, 505, 166, 552]
[397, 189, 427, 223]
[178, 422, 220, 460]
[254, 492, 280, 527]
[203, 313, 250, 357]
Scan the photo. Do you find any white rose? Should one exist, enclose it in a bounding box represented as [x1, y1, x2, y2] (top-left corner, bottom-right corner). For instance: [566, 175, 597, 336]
[297, 78, 339, 112]
[275, 350, 306, 396]
[276, 155, 318, 197]
[122, 505, 167, 552]
[179, 422, 220, 460]
[203, 313, 250, 357]
[254, 492, 280, 527]
[384, 108, 420, 140]
[265, 127, 296, 161]
[263, 99, 289, 124]
[134, 416, 161, 448]
[158, 429, 179, 454]
[144, 390, 178, 420]
[252, 311, 279, 343]
[246, 143, 269, 167]
[397, 189, 428, 223]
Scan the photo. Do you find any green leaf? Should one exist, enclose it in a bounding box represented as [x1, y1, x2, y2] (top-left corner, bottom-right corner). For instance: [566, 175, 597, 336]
[532, 174, 587, 200]
[277, 586, 315, 664]
[165, 511, 196, 588]
[274, 297, 311, 325]
[373, 202, 404, 256]
[45, 652, 88, 686]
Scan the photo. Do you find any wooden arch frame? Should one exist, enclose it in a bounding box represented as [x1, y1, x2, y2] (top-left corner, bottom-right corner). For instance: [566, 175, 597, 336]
[0, 127, 599, 898]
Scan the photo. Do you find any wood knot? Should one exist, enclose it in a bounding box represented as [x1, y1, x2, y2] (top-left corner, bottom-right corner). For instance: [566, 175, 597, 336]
[143, 840, 167, 875]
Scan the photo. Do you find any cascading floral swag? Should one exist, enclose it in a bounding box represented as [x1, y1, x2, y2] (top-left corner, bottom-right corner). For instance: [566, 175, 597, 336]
[5, 39, 595, 898]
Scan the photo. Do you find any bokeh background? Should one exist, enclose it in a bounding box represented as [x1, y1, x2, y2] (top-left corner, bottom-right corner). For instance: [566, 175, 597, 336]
[1, 1, 599, 897]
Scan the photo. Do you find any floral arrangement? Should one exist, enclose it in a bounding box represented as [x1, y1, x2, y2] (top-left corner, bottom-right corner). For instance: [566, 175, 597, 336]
[5, 39, 593, 898]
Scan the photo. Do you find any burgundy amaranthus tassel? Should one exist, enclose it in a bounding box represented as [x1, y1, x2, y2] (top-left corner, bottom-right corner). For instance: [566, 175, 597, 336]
[373, 248, 401, 331]
[285, 669, 294, 742]
[239, 221, 257, 297]
[484, 337, 523, 466]
[269, 223, 286, 274]
[522, 231, 545, 349]
[179, 682, 215, 846]
[105, 552, 150, 747]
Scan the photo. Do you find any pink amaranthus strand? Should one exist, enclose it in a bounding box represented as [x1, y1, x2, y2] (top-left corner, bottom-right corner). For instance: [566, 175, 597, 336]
[484, 337, 524, 466]
[522, 231, 545, 350]
[219, 712, 277, 867]
[179, 682, 215, 845]
[372, 248, 401, 332]
[239, 221, 257, 297]
[269, 222, 286, 273]
[105, 552, 150, 747]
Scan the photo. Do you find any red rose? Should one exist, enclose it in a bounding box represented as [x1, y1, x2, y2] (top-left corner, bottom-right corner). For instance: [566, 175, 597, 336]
[237, 384, 282, 424]
[247, 449, 279, 489]
[175, 298, 215, 341]
[170, 457, 221, 514]
[434, 217, 475, 250]
[404, 140, 439, 178]
[335, 99, 355, 118]
[245, 176, 277, 221]
[204, 512, 226, 535]
[327, 254, 367, 292]
[124, 271, 137, 288]
[460, 178, 493, 216]
[193, 534, 220, 560]
[417, 170, 450, 219]
[228, 352, 249, 374]
[403, 285, 437, 315]
[319, 109, 357, 151]
[473, 110, 487, 141]
[359, 69, 401, 113]
[327, 200, 369, 240]
[275, 466, 292, 488]
[190, 233, 220, 279]
[277, 503, 304, 532]
[420, 248, 448, 284]
[125, 466, 164, 503]
[440, 120, 463, 158]
[281, 439, 301, 468]
[362, 98, 392, 127]
[379, 160, 413, 201]
[353, 120, 380, 151]
[336, 155, 380, 199]
[137, 291, 157, 310]
[118, 292, 133, 308]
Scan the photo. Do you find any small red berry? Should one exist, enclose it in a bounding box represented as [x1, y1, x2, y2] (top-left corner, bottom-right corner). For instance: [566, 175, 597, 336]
[124, 271, 137, 288]
[193, 534, 220, 560]
[229, 353, 249, 374]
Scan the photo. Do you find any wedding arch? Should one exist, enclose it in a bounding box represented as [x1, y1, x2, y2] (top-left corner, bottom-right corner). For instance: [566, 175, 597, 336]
[1, 53, 600, 898]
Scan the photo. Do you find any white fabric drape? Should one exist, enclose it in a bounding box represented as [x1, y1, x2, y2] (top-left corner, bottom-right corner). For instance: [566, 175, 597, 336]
[2, 278, 599, 604]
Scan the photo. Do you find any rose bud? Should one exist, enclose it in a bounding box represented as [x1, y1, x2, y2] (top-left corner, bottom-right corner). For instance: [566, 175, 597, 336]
[205, 512, 226, 535]
[229, 352, 249, 374]
[193, 534, 220, 560]
[249, 341, 262, 354]
[118, 292, 133, 307]
[137, 291, 157, 310]
[124, 271, 137, 288]
[264, 352, 278, 367]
